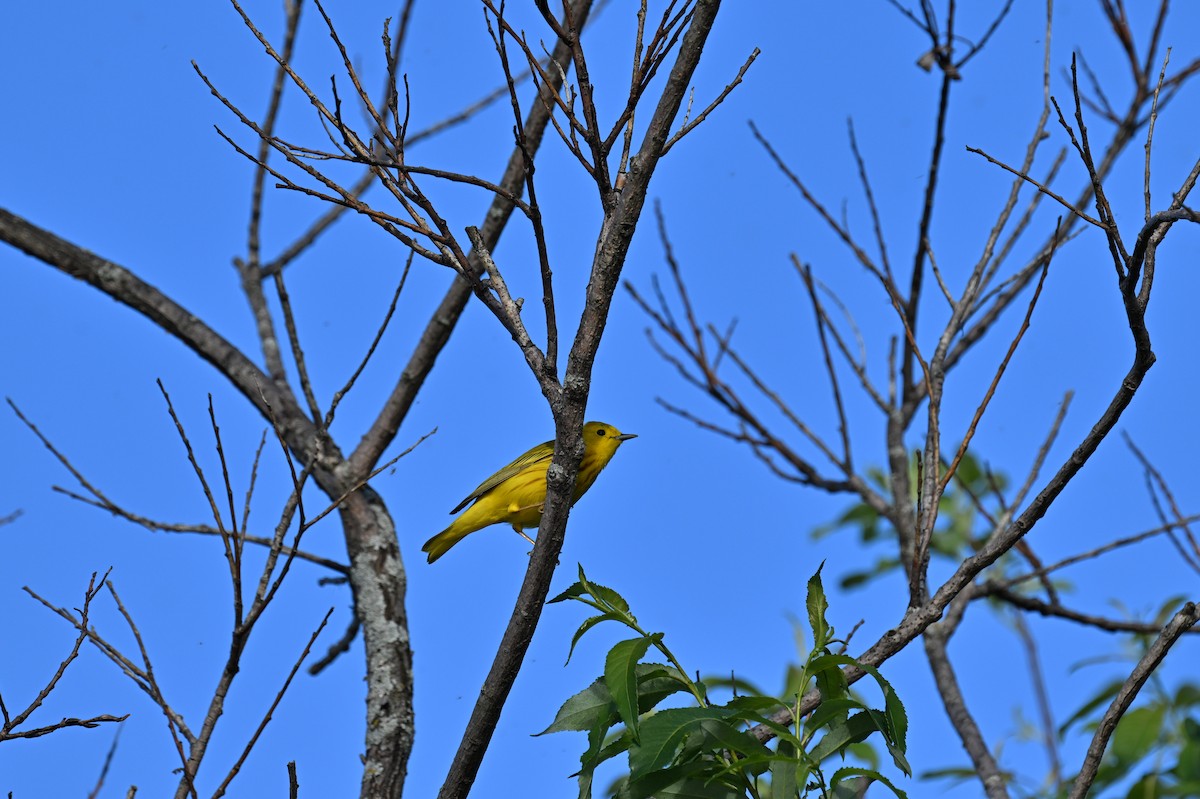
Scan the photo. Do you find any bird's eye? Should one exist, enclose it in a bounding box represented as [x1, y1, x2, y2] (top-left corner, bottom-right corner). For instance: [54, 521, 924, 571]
[596, 428, 606, 436]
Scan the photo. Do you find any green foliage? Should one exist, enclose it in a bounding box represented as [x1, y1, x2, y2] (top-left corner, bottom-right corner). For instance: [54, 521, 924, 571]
[924, 600, 1200, 797]
[1055, 688, 1200, 798]
[813, 457, 1198, 797]
[1055, 601, 1200, 799]
[814, 453, 1004, 591]
[544, 564, 910, 798]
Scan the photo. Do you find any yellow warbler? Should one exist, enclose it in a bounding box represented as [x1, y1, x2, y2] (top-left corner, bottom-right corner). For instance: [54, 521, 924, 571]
[422, 421, 636, 563]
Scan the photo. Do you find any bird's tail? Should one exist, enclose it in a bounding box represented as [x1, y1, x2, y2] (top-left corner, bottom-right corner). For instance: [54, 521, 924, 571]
[421, 520, 472, 564]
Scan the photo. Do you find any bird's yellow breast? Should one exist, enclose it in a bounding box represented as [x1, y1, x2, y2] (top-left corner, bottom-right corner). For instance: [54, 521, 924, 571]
[458, 446, 615, 530]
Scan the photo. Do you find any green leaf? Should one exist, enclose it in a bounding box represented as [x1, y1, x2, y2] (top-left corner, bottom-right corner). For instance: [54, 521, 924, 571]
[845, 741, 880, 770]
[1112, 705, 1166, 764]
[636, 664, 693, 713]
[539, 664, 691, 736]
[565, 613, 618, 665]
[1171, 780, 1200, 799]
[701, 673, 768, 697]
[577, 563, 634, 618]
[831, 766, 909, 799]
[1060, 679, 1125, 736]
[572, 726, 633, 799]
[735, 712, 806, 750]
[694, 718, 773, 761]
[588, 581, 633, 619]
[806, 652, 851, 673]
[1153, 595, 1190, 626]
[865, 706, 911, 775]
[811, 503, 878, 540]
[1120, 772, 1161, 799]
[723, 694, 789, 715]
[815, 657, 850, 708]
[593, 730, 633, 769]
[806, 651, 907, 757]
[885, 684, 909, 751]
[1178, 735, 1200, 783]
[621, 761, 740, 799]
[920, 766, 984, 785]
[805, 697, 863, 735]
[548, 579, 588, 605]
[629, 706, 738, 778]
[954, 453, 983, 486]
[840, 569, 875, 590]
[770, 739, 803, 799]
[574, 719, 608, 799]
[606, 635, 660, 740]
[840, 557, 903, 590]
[706, 750, 779, 783]
[1184, 716, 1200, 740]
[712, 696, 807, 750]
[1176, 685, 1200, 710]
[806, 563, 830, 649]
[651, 780, 742, 799]
[809, 711, 880, 763]
[539, 676, 614, 735]
[550, 565, 634, 620]
[807, 654, 851, 706]
[831, 779, 867, 799]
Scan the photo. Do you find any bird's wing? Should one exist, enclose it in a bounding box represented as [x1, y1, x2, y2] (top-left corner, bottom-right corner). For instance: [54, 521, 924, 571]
[449, 439, 554, 514]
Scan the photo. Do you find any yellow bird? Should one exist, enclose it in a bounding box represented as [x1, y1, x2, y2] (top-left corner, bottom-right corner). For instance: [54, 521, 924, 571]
[422, 421, 636, 563]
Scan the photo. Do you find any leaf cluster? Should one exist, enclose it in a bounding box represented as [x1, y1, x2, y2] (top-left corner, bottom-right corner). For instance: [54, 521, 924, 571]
[815, 453, 1005, 591]
[541, 565, 911, 798]
[1055, 597, 1200, 799]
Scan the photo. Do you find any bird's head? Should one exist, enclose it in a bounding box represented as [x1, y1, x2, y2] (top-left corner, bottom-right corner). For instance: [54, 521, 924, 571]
[582, 421, 636, 461]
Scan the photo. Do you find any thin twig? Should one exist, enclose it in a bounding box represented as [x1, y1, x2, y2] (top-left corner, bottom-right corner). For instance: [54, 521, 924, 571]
[661, 47, 758, 154]
[794, 257, 851, 468]
[966, 146, 1103, 228]
[86, 723, 126, 799]
[324, 251, 413, 431]
[211, 609, 334, 798]
[1, 572, 129, 743]
[1143, 49, 1171, 221]
[308, 613, 361, 676]
[939, 256, 1052, 493]
[1012, 612, 1061, 787]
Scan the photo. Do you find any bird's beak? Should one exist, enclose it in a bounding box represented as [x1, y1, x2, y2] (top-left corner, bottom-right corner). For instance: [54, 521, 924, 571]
[616, 433, 637, 441]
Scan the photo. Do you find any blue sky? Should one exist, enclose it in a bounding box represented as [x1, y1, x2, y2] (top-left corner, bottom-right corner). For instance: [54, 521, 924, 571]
[3, 1, 1199, 797]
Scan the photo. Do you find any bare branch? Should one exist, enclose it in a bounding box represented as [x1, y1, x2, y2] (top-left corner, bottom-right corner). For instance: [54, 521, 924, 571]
[795, 258, 852, 468]
[847, 118, 894, 282]
[1143, 49, 1171, 221]
[1, 572, 129, 744]
[324, 251, 413, 432]
[86, 723, 125, 799]
[241, 0, 303, 383]
[438, 3, 726, 796]
[1001, 514, 1200, 591]
[660, 47, 759, 154]
[983, 585, 1200, 636]
[924, 595, 1010, 799]
[0, 210, 324, 463]
[211, 608, 334, 799]
[1125, 433, 1200, 573]
[966, 146, 1102, 227]
[346, 0, 589, 478]
[939, 258, 1052, 494]
[308, 613, 361, 676]
[1012, 612, 1061, 787]
[1068, 602, 1200, 798]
